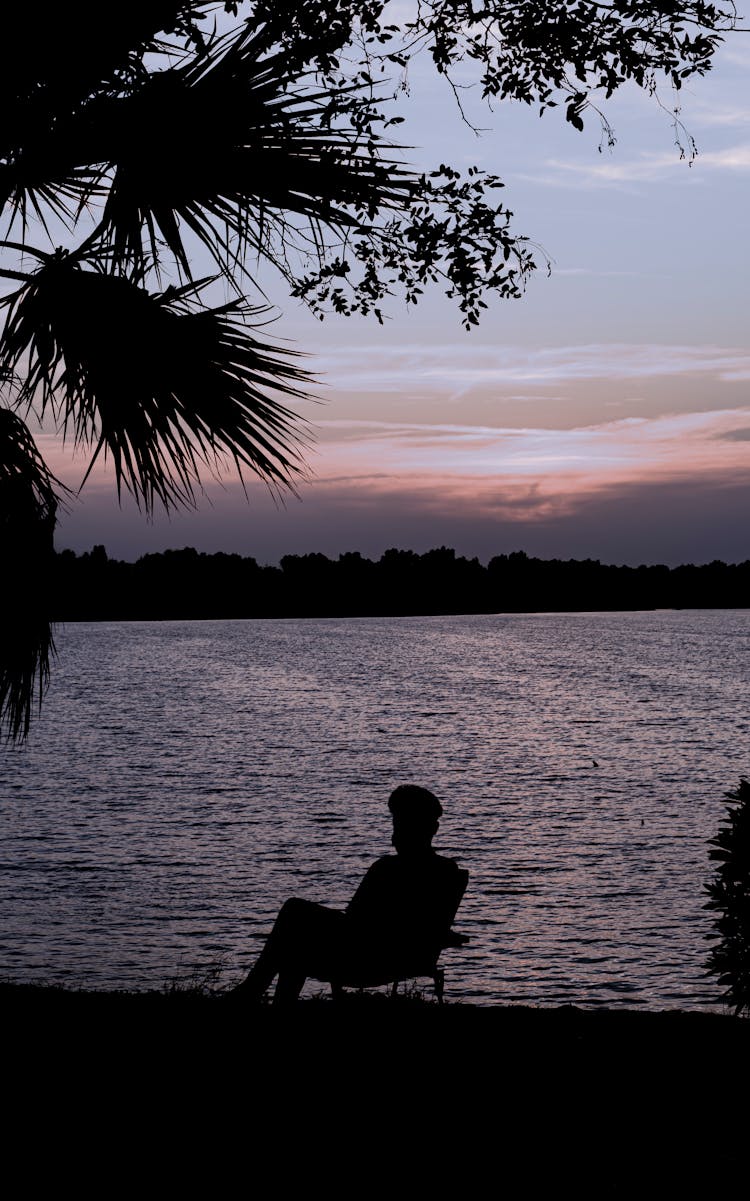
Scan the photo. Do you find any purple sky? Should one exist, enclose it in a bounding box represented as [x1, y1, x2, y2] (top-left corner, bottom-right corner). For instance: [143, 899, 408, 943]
[44, 31, 750, 566]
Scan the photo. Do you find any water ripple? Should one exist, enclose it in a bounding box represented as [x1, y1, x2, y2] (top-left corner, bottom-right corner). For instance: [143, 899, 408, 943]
[1, 610, 748, 1007]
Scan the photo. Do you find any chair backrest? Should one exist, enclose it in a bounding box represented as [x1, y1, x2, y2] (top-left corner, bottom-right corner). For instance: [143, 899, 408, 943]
[447, 868, 469, 926]
[436, 868, 469, 950]
[330, 863, 469, 989]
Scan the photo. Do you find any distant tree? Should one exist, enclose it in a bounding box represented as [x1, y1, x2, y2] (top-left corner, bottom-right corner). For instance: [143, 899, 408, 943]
[705, 778, 750, 1016]
[0, 0, 740, 737]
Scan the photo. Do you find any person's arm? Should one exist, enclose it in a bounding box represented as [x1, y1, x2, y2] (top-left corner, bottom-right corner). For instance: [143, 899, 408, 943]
[345, 858, 389, 923]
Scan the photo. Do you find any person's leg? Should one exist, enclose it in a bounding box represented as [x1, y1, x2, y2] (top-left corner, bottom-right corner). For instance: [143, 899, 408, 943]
[234, 898, 345, 1003]
[272, 965, 307, 1005]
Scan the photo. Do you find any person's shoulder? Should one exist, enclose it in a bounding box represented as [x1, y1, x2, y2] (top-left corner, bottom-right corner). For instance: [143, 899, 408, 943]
[364, 854, 397, 875]
[433, 854, 463, 877]
[434, 852, 460, 867]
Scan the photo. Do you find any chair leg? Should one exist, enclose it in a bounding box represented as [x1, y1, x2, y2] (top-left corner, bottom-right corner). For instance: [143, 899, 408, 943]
[391, 980, 399, 998]
[433, 969, 445, 1004]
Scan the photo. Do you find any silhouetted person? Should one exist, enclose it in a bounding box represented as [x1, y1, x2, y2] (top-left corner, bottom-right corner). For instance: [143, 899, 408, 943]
[232, 785, 463, 1004]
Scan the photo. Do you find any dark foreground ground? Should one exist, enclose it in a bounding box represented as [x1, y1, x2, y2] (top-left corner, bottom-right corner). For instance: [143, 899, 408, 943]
[3, 983, 748, 1187]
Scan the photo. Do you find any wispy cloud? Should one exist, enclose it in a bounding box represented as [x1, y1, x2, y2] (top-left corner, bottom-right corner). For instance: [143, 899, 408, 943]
[44, 406, 750, 511]
[690, 102, 750, 128]
[554, 267, 642, 278]
[308, 408, 750, 500]
[719, 41, 750, 69]
[695, 143, 750, 169]
[317, 342, 750, 395]
[717, 426, 750, 441]
[521, 142, 750, 189]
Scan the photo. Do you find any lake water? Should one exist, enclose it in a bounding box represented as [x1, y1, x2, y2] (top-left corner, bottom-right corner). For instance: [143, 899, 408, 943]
[1, 611, 748, 1008]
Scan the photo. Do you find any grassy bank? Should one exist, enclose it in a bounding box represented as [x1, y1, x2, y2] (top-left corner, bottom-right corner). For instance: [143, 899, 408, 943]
[3, 978, 746, 1062]
[3, 982, 747, 1183]
[1, 977, 745, 1034]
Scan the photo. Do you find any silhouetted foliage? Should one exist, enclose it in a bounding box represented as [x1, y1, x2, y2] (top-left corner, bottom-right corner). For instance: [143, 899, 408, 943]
[48, 545, 750, 620]
[0, 409, 59, 738]
[705, 779, 750, 1016]
[0, 1, 740, 736]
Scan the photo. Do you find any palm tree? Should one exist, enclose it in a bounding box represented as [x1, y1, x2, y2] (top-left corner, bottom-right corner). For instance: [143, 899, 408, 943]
[0, 1, 735, 738]
[0, 3, 416, 737]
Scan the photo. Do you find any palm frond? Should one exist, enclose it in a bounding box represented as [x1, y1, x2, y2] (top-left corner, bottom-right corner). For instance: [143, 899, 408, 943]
[0, 259, 313, 512]
[0, 408, 59, 741]
[96, 30, 413, 277]
[0, 14, 410, 273]
[0, 616, 56, 743]
[0, 407, 59, 522]
[0, 3, 214, 229]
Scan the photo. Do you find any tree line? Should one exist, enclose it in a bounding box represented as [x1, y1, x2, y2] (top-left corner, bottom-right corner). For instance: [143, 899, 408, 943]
[51, 546, 750, 620]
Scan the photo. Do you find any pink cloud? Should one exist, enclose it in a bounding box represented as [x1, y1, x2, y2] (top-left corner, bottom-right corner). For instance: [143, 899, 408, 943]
[39, 405, 750, 518]
[307, 408, 750, 502]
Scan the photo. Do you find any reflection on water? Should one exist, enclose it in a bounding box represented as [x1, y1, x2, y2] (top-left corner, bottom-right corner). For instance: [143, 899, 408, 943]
[1, 611, 748, 1008]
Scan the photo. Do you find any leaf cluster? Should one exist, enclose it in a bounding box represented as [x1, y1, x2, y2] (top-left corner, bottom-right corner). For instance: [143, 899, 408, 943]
[291, 166, 536, 328]
[0, 408, 59, 740]
[705, 778, 750, 1016]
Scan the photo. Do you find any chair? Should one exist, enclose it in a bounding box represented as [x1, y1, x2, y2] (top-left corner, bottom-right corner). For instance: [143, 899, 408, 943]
[328, 868, 469, 1003]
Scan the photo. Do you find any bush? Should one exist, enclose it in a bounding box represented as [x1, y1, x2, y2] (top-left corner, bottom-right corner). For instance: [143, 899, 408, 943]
[705, 778, 750, 1015]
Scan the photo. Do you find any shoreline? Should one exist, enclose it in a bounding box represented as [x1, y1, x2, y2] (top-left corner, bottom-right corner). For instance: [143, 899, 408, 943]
[2, 978, 745, 1031]
[49, 605, 750, 623]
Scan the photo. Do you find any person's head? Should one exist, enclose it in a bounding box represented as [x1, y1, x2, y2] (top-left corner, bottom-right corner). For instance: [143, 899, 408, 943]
[388, 785, 442, 854]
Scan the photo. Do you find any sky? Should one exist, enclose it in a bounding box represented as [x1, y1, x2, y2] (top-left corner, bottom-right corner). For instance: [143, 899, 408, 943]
[43, 19, 750, 567]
